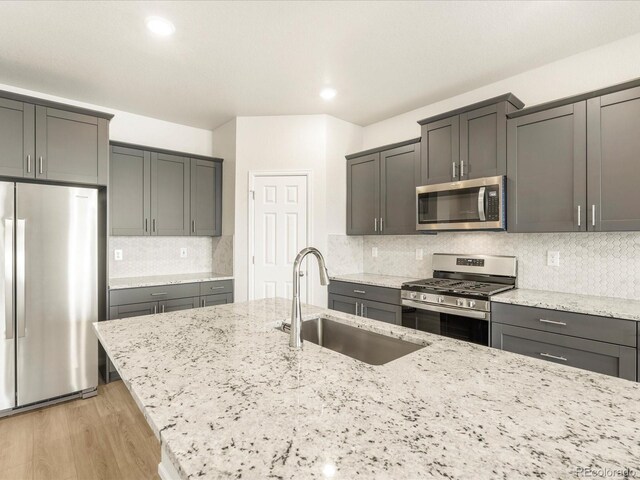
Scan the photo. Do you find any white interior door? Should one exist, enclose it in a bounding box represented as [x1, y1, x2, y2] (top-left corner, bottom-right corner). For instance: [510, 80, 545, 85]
[252, 175, 308, 302]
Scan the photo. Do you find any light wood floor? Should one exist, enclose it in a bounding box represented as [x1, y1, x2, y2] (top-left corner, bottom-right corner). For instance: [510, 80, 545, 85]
[0, 381, 160, 480]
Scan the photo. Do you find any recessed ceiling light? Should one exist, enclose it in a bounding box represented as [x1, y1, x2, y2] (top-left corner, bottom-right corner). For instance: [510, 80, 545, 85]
[146, 16, 175, 36]
[320, 87, 337, 101]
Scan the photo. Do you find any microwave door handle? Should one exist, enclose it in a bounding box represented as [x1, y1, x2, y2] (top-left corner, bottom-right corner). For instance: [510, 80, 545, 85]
[477, 187, 486, 221]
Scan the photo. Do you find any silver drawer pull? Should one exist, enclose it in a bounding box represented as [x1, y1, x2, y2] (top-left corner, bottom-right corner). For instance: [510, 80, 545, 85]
[151, 292, 168, 296]
[210, 286, 225, 290]
[540, 352, 567, 362]
[539, 319, 567, 326]
[353, 289, 366, 294]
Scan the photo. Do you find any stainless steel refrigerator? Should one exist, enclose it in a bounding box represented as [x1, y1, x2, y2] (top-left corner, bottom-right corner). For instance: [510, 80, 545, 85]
[0, 181, 98, 412]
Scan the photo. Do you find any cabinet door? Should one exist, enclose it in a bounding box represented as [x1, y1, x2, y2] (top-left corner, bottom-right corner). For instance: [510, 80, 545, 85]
[346, 153, 380, 235]
[380, 143, 420, 234]
[0, 98, 34, 178]
[362, 299, 402, 325]
[109, 301, 158, 319]
[460, 103, 507, 179]
[328, 293, 359, 316]
[507, 102, 586, 232]
[201, 293, 233, 307]
[110, 145, 151, 236]
[420, 115, 459, 185]
[190, 159, 222, 236]
[150, 152, 190, 236]
[587, 87, 640, 231]
[492, 323, 636, 381]
[159, 297, 199, 313]
[35, 106, 108, 185]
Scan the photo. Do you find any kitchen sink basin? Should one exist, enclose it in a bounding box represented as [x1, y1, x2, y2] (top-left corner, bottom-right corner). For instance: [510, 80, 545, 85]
[282, 316, 424, 365]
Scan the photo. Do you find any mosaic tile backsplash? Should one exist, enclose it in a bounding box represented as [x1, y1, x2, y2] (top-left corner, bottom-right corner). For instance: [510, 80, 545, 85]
[330, 232, 640, 300]
[109, 235, 233, 278]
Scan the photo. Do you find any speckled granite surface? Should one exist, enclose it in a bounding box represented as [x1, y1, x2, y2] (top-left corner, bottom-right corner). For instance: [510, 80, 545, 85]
[94, 298, 640, 479]
[493, 288, 640, 321]
[329, 273, 418, 289]
[109, 273, 234, 290]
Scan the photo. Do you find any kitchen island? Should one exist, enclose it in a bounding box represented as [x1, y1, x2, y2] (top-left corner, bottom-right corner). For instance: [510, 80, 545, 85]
[94, 298, 640, 479]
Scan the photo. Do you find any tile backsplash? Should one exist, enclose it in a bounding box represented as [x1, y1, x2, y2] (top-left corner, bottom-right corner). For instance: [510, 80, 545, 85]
[109, 235, 233, 278]
[330, 232, 640, 300]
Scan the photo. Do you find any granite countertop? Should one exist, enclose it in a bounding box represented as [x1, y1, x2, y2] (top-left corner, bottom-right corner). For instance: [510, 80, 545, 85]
[493, 288, 640, 321]
[329, 272, 418, 289]
[109, 272, 234, 290]
[94, 298, 640, 479]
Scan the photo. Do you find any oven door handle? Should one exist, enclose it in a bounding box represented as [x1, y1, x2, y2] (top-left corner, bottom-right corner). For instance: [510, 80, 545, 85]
[477, 186, 486, 222]
[402, 299, 489, 321]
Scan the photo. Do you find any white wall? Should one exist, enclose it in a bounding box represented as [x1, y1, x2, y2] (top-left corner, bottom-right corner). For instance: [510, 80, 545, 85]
[362, 32, 640, 148]
[0, 82, 214, 156]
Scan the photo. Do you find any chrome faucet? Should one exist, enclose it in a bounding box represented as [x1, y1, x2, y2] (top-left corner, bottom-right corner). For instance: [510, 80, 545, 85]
[290, 247, 330, 349]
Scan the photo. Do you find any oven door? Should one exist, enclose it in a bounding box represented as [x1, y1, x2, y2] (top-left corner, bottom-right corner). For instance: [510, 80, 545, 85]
[401, 300, 489, 346]
[416, 175, 505, 231]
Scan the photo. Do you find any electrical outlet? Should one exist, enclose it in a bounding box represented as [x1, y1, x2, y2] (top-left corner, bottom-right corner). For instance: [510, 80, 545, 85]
[180, 247, 188, 258]
[416, 248, 424, 260]
[547, 250, 560, 267]
[114, 249, 123, 261]
[372, 247, 378, 258]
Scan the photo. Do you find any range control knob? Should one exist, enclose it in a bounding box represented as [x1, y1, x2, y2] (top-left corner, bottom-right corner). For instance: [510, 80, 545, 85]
[420, 294, 427, 301]
[456, 298, 465, 307]
[437, 296, 444, 303]
[410, 292, 417, 299]
[468, 300, 476, 308]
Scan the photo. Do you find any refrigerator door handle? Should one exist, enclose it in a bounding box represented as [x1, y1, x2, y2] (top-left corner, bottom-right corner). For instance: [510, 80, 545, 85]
[16, 219, 26, 338]
[4, 219, 13, 339]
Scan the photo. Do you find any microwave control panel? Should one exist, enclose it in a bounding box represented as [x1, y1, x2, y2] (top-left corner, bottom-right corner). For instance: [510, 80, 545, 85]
[486, 186, 500, 221]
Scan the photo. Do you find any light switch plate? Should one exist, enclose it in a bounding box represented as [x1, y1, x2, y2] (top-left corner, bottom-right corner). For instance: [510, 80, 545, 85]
[114, 249, 123, 261]
[180, 247, 188, 258]
[547, 250, 560, 267]
[416, 248, 424, 260]
[372, 247, 378, 258]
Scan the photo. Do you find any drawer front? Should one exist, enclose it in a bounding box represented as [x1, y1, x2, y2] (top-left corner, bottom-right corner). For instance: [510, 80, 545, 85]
[492, 323, 637, 381]
[201, 293, 233, 307]
[199, 280, 233, 296]
[110, 283, 200, 306]
[328, 281, 400, 305]
[492, 302, 636, 347]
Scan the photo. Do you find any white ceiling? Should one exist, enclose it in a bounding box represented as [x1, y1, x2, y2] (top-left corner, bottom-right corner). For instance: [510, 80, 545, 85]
[1, 1, 639, 129]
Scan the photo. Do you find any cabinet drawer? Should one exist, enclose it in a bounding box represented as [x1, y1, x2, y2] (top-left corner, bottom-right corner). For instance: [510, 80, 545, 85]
[492, 323, 637, 381]
[492, 302, 636, 347]
[110, 283, 200, 306]
[328, 281, 400, 305]
[201, 293, 233, 307]
[199, 280, 233, 296]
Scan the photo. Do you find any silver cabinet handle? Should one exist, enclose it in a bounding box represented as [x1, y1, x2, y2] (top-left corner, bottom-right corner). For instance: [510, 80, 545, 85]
[540, 352, 567, 362]
[16, 219, 26, 338]
[380, 217, 383, 232]
[460, 160, 465, 178]
[38, 156, 43, 174]
[152, 219, 156, 233]
[353, 289, 366, 294]
[374, 218, 378, 232]
[452, 162, 457, 179]
[153, 305, 157, 314]
[591, 205, 596, 227]
[192, 220, 195, 233]
[161, 304, 165, 313]
[355, 302, 359, 316]
[145, 218, 148, 233]
[539, 318, 567, 326]
[363, 304, 367, 317]
[577, 205, 581, 227]
[150, 292, 168, 296]
[4, 219, 13, 339]
[477, 186, 486, 221]
[201, 298, 205, 307]
[210, 286, 225, 290]
[26, 155, 31, 173]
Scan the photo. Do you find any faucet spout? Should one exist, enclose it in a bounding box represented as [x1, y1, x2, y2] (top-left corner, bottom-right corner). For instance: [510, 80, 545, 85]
[290, 247, 330, 349]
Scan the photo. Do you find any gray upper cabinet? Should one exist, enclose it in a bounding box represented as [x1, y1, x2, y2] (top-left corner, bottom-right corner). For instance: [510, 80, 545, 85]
[150, 152, 190, 236]
[587, 86, 640, 231]
[110, 145, 151, 236]
[0, 98, 34, 178]
[380, 143, 420, 235]
[420, 116, 459, 184]
[35, 106, 108, 185]
[507, 102, 587, 233]
[346, 152, 380, 235]
[190, 159, 222, 236]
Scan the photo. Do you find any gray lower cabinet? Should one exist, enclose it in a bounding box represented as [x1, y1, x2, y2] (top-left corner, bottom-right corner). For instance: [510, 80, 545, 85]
[0, 98, 34, 178]
[110, 145, 151, 235]
[507, 102, 587, 232]
[327, 281, 402, 326]
[421, 115, 459, 184]
[35, 106, 108, 185]
[328, 293, 358, 316]
[346, 153, 379, 235]
[151, 152, 190, 236]
[201, 293, 234, 307]
[492, 323, 636, 381]
[380, 143, 420, 234]
[190, 159, 222, 236]
[109, 301, 158, 319]
[587, 86, 640, 231]
[361, 299, 402, 325]
[160, 297, 200, 313]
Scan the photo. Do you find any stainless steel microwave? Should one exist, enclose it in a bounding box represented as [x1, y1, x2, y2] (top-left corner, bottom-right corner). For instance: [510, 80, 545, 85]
[416, 175, 506, 231]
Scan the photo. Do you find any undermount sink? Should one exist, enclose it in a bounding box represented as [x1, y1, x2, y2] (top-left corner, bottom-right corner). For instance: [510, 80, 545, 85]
[281, 317, 424, 365]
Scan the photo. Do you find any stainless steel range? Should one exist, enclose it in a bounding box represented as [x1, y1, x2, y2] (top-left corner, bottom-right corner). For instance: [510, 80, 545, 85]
[401, 254, 517, 346]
